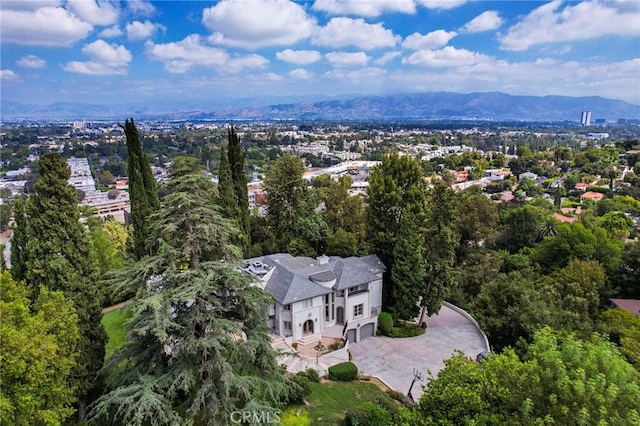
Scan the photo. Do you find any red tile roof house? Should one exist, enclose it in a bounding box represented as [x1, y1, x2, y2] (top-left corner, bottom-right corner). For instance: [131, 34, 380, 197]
[574, 182, 589, 191]
[580, 191, 605, 203]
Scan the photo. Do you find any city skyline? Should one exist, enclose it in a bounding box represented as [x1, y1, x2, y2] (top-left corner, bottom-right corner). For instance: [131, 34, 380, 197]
[1, 0, 639, 107]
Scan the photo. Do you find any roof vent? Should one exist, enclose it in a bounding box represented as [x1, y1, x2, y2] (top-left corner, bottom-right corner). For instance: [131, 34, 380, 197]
[317, 254, 329, 265]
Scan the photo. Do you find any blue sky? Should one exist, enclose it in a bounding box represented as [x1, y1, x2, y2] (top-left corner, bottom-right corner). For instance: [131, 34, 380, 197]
[2, 0, 639, 107]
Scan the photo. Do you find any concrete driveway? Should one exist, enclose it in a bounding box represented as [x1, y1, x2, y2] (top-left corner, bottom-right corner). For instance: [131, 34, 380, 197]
[349, 303, 489, 400]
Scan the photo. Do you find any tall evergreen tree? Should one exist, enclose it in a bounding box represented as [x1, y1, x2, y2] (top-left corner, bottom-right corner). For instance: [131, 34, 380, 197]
[391, 211, 425, 320]
[123, 118, 160, 259]
[90, 157, 294, 425]
[263, 153, 313, 251]
[9, 195, 27, 282]
[22, 153, 106, 421]
[365, 153, 427, 310]
[217, 143, 239, 221]
[227, 126, 250, 255]
[419, 180, 460, 324]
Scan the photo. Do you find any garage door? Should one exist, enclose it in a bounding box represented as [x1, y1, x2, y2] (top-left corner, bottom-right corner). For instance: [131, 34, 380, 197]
[347, 329, 357, 343]
[360, 323, 375, 340]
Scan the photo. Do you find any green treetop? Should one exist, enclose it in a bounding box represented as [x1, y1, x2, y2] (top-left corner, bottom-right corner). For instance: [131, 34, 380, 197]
[124, 118, 160, 260]
[0, 272, 80, 426]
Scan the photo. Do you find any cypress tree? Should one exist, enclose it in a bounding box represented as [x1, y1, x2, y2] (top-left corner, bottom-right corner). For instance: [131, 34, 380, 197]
[9, 195, 27, 282]
[123, 118, 160, 259]
[227, 126, 250, 255]
[22, 153, 106, 421]
[217, 143, 238, 220]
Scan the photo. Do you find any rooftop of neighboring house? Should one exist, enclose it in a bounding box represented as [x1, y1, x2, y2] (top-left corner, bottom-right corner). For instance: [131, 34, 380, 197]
[245, 253, 385, 305]
[610, 299, 640, 316]
[581, 191, 605, 201]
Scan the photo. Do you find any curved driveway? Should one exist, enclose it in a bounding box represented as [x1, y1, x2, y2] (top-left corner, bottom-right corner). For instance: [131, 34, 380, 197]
[349, 304, 489, 400]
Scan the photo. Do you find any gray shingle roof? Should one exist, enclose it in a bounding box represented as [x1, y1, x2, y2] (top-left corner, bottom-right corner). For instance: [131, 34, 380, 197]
[245, 253, 385, 305]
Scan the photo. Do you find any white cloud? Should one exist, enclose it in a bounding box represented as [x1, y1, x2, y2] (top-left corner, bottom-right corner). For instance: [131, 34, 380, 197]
[1, 1, 61, 11]
[66, 0, 120, 26]
[323, 67, 387, 83]
[227, 54, 269, 73]
[500, 0, 640, 51]
[203, 0, 316, 48]
[0, 6, 93, 46]
[462, 10, 503, 33]
[126, 20, 165, 41]
[1, 70, 20, 81]
[312, 0, 416, 17]
[403, 46, 493, 67]
[402, 30, 457, 50]
[99, 25, 123, 38]
[63, 39, 131, 75]
[126, 0, 156, 17]
[17, 55, 46, 68]
[145, 35, 237, 74]
[375, 51, 401, 65]
[289, 68, 314, 79]
[416, 0, 467, 10]
[276, 49, 322, 64]
[313, 17, 400, 50]
[326, 51, 371, 67]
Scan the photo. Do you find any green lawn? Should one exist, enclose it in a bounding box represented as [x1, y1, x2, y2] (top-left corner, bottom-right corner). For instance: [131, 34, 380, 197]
[286, 380, 398, 425]
[101, 307, 132, 360]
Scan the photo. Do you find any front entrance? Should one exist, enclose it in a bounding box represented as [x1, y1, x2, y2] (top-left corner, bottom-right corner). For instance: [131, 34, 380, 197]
[303, 319, 314, 336]
[336, 307, 344, 325]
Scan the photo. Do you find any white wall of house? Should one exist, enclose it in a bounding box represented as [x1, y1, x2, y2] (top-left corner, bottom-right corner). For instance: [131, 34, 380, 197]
[291, 296, 323, 340]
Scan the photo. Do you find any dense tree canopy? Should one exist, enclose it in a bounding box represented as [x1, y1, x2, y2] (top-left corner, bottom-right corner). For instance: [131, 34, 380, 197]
[414, 327, 640, 426]
[90, 157, 294, 425]
[227, 126, 251, 255]
[263, 153, 314, 251]
[0, 272, 79, 425]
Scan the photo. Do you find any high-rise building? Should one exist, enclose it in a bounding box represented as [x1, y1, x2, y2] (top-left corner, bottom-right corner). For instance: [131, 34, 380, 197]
[581, 111, 592, 126]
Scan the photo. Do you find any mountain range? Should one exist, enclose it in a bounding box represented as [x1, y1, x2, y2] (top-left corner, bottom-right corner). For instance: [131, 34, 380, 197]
[2, 92, 639, 123]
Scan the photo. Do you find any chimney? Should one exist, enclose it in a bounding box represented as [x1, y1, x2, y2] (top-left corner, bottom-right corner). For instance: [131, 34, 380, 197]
[317, 254, 329, 265]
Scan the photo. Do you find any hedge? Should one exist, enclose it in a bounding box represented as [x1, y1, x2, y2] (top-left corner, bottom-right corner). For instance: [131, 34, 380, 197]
[328, 361, 358, 381]
[377, 312, 394, 334]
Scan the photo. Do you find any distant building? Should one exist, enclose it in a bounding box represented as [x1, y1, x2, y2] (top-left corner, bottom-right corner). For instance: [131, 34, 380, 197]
[581, 111, 592, 126]
[580, 191, 605, 203]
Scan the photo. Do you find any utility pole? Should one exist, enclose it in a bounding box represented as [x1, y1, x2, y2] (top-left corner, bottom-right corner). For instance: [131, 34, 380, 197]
[407, 368, 423, 404]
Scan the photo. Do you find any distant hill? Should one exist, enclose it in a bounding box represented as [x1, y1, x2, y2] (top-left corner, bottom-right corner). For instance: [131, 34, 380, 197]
[2, 92, 639, 122]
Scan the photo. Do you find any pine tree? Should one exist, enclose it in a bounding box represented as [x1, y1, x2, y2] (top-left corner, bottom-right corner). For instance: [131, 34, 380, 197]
[90, 157, 295, 425]
[9, 195, 27, 282]
[22, 153, 106, 421]
[227, 126, 250, 254]
[123, 118, 160, 259]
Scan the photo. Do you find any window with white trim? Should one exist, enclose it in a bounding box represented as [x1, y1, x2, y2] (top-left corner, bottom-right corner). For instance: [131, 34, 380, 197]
[354, 303, 363, 318]
[303, 299, 313, 308]
[283, 321, 292, 331]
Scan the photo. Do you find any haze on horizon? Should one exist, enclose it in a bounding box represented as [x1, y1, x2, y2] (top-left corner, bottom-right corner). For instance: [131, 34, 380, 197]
[1, 0, 639, 107]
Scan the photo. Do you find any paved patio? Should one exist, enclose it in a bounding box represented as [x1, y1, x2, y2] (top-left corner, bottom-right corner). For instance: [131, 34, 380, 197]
[349, 303, 489, 400]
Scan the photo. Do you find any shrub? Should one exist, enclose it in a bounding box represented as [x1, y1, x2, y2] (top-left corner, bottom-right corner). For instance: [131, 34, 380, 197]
[345, 403, 392, 426]
[387, 389, 407, 404]
[328, 361, 358, 381]
[286, 374, 311, 404]
[378, 312, 394, 334]
[305, 368, 320, 383]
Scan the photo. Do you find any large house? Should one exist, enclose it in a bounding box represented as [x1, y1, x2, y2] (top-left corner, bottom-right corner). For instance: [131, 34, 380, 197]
[245, 253, 385, 344]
